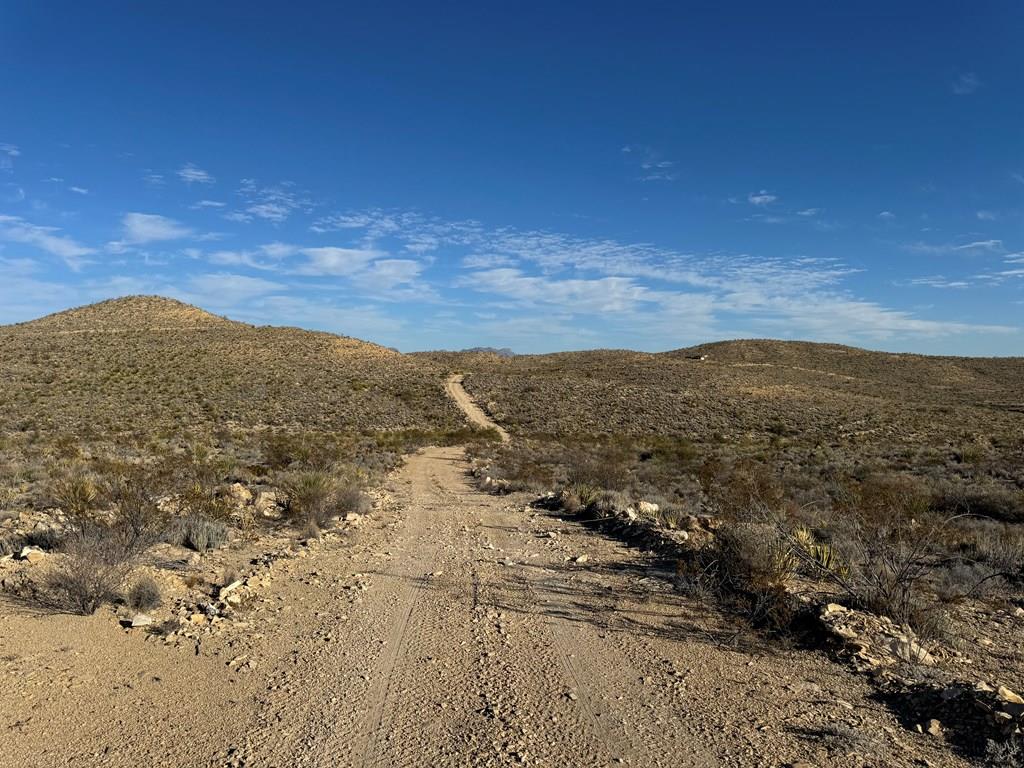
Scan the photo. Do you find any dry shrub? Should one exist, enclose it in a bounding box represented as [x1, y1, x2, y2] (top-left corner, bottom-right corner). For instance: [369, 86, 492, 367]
[46, 523, 134, 614]
[164, 515, 228, 552]
[104, 465, 169, 552]
[971, 524, 1024, 575]
[127, 574, 162, 611]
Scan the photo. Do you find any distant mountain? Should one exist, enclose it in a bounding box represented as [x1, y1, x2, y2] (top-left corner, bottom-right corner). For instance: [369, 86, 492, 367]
[458, 347, 516, 358]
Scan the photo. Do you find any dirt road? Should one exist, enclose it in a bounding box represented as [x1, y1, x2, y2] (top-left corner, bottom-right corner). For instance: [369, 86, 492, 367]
[446, 374, 510, 442]
[0, 383, 961, 767]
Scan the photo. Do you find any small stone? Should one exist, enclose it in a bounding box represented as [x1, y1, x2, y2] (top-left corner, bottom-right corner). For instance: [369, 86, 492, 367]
[18, 546, 45, 564]
[218, 580, 244, 599]
[997, 686, 1024, 705]
[189, 613, 207, 625]
[574, 554, 590, 564]
[926, 719, 942, 737]
[130, 613, 153, 628]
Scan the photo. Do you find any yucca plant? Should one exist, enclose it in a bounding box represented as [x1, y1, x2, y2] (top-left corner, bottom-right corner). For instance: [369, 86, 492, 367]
[792, 525, 849, 578]
[52, 471, 101, 520]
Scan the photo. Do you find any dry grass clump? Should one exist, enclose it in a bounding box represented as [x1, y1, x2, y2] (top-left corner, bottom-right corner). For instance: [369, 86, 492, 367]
[280, 469, 370, 536]
[127, 575, 162, 611]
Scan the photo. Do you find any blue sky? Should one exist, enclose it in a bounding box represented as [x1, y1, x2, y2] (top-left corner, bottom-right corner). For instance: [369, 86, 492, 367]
[1, 2, 1022, 354]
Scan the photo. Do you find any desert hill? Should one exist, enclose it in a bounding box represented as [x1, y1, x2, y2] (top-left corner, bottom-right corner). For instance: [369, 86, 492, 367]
[0, 296, 461, 437]
[439, 341, 1024, 468]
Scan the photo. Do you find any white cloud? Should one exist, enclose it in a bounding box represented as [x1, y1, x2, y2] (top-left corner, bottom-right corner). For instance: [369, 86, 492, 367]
[909, 276, 970, 289]
[976, 210, 997, 221]
[190, 200, 226, 209]
[260, 242, 300, 259]
[878, 211, 896, 220]
[462, 253, 517, 269]
[206, 242, 298, 270]
[108, 212, 194, 252]
[796, 208, 820, 217]
[951, 72, 981, 95]
[904, 239, 1005, 256]
[177, 163, 216, 184]
[748, 190, 777, 206]
[69, 186, 89, 195]
[142, 171, 165, 186]
[183, 273, 284, 303]
[296, 247, 383, 276]
[748, 213, 786, 224]
[231, 179, 312, 223]
[0, 215, 95, 270]
[955, 239, 1003, 252]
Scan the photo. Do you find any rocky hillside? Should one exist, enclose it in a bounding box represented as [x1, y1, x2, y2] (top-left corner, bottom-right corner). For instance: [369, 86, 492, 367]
[0, 296, 461, 437]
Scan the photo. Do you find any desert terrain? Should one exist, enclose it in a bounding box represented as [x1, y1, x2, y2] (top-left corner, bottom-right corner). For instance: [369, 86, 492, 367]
[1, 297, 1022, 767]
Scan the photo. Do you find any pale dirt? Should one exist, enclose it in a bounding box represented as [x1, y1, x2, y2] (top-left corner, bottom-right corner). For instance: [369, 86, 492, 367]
[0, 383, 965, 767]
[446, 374, 510, 442]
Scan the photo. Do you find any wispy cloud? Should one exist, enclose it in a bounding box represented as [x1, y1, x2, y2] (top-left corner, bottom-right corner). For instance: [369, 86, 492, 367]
[69, 186, 89, 195]
[951, 72, 981, 95]
[108, 212, 194, 252]
[190, 200, 226, 210]
[747, 190, 777, 207]
[905, 238, 1004, 256]
[0, 143, 19, 172]
[976, 210, 997, 221]
[229, 179, 312, 223]
[296, 246, 384, 276]
[316, 208, 1011, 342]
[143, 171, 165, 186]
[796, 208, 820, 217]
[909, 275, 970, 289]
[177, 163, 216, 184]
[0, 214, 96, 270]
[621, 145, 679, 182]
[878, 211, 896, 220]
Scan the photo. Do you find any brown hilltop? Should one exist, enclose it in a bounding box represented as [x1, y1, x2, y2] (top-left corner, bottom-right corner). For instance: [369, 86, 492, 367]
[0, 296, 455, 436]
[13, 295, 231, 331]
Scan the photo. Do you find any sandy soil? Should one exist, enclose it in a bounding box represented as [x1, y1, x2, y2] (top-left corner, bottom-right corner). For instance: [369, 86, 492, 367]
[446, 374, 510, 442]
[0, 384, 965, 767]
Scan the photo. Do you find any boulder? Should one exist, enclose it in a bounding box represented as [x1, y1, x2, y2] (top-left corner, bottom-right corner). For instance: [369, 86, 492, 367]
[254, 491, 282, 519]
[227, 483, 253, 506]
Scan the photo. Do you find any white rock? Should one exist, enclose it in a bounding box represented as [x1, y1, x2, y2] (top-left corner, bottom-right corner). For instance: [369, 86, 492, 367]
[18, 546, 45, 564]
[637, 501, 660, 517]
[130, 613, 153, 628]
